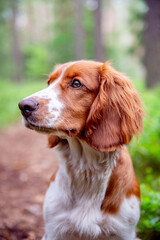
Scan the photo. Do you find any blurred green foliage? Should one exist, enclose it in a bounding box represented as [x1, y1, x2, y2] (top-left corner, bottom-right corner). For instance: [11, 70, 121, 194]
[0, 0, 12, 79]
[138, 183, 160, 240]
[128, 0, 146, 56]
[24, 43, 51, 81]
[50, 0, 95, 63]
[0, 79, 45, 129]
[130, 86, 160, 176]
[84, 6, 95, 59]
[129, 83, 160, 239]
[49, 0, 75, 64]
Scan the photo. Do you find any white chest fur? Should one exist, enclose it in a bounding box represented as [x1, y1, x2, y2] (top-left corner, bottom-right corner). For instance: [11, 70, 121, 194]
[43, 140, 140, 240]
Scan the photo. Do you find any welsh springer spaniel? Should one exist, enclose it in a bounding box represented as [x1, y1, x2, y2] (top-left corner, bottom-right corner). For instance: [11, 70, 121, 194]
[19, 60, 144, 240]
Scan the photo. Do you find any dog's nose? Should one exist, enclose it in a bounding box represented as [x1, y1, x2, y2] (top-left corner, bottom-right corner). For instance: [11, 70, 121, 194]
[18, 99, 39, 117]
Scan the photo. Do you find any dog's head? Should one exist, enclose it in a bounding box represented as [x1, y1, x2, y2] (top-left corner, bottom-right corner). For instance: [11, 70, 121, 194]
[19, 60, 144, 152]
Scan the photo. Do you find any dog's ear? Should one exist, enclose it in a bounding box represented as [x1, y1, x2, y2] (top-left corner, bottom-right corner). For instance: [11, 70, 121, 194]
[47, 135, 60, 148]
[84, 61, 144, 152]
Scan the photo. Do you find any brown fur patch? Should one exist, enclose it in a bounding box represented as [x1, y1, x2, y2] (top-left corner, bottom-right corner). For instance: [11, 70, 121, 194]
[49, 167, 59, 185]
[49, 61, 103, 136]
[48, 135, 60, 148]
[85, 61, 144, 152]
[101, 148, 140, 214]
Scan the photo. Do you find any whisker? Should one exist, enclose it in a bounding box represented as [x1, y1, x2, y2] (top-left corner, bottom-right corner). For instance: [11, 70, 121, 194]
[62, 118, 72, 128]
[58, 118, 71, 135]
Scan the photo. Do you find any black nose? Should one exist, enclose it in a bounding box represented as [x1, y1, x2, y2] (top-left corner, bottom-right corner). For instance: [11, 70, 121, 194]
[18, 99, 39, 117]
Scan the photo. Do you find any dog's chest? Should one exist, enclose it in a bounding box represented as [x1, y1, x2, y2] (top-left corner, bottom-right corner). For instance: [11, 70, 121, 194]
[43, 166, 108, 239]
[43, 167, 140, 240]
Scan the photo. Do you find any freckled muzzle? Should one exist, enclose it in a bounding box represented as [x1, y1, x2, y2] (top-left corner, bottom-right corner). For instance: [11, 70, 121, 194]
[18, 99, 39, 118]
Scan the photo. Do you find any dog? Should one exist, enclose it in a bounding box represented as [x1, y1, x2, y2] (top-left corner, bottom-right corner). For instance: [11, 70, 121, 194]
[19, 60, 144, 240]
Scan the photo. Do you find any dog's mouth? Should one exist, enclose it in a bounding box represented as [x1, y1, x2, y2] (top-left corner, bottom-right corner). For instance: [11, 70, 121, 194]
[23, 117, 55, 134]
[23, 118, 71, 148]
[23, 117, 77, 137]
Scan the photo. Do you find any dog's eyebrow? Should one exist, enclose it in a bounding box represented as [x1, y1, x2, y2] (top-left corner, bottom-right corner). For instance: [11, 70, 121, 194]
[47, 70, 62, 85]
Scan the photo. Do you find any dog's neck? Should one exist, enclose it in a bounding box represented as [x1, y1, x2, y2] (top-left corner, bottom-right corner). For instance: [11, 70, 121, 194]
[55, 137, 119, 207]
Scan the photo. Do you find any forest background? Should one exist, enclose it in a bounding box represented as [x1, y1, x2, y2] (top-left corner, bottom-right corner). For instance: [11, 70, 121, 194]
[0, 0, 160, 239]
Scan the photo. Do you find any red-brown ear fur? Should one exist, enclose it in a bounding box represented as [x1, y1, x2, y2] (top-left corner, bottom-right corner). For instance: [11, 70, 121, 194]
[85, 62, 144, 152]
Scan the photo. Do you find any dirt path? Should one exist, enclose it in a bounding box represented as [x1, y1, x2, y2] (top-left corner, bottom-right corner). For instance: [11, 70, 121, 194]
[0, 123, 58, 240]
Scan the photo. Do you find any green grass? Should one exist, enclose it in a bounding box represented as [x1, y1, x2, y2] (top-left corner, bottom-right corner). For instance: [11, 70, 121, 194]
[0, 79, 46, 130]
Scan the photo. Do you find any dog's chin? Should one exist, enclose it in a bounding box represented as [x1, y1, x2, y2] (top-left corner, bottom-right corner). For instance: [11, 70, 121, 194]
[22, 117, 55, 134]
[22, 117, 68, 139]
[22, 117, 78, 138]
[27, 123, 53, 134]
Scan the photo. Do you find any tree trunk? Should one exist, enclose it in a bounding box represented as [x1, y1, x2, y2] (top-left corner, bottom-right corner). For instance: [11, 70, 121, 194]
[74, 0, 85, 60]
[10, 0, 24, 82]
[94, 0, 104, 62]
[26, 0, 34, 43]
[144, 0, 160, 88]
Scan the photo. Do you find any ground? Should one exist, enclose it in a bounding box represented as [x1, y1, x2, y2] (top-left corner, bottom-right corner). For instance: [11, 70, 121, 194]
[0, 123, 58, 240]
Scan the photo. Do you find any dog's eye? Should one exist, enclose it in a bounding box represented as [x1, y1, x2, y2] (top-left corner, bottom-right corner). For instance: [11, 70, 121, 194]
[71, 79, 82, 89]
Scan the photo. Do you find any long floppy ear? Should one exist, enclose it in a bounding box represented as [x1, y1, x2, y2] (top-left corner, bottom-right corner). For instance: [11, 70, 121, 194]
[85, 61, 144, 152]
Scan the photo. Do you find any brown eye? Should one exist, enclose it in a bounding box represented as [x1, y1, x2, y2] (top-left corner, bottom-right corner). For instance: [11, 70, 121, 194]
[71, 79, 82, 89]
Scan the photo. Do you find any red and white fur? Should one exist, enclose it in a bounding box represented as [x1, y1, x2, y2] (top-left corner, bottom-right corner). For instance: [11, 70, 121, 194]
[19, 61, 144, 240]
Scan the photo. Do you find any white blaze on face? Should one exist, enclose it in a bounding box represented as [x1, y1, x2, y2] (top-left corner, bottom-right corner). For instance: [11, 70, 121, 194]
[24, 62, 77, 128]
[24, 68, 66, 127]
